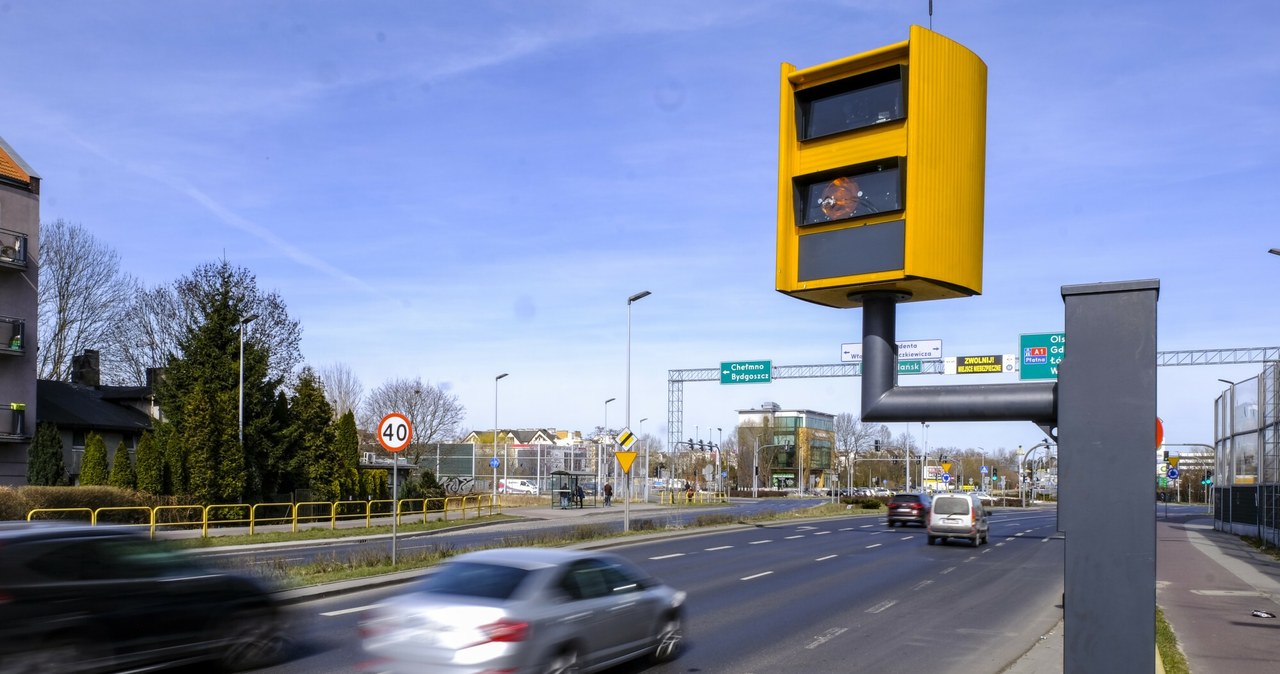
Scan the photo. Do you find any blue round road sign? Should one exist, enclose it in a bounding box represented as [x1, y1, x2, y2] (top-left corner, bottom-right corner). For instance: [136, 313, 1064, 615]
[489, 457, 500, 469]
[1166, 468, 1179, 480]
[942, 473, 952, 483]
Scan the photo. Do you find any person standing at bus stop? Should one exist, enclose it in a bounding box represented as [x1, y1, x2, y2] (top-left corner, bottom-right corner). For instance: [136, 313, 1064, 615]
[603, 482, 614, 506]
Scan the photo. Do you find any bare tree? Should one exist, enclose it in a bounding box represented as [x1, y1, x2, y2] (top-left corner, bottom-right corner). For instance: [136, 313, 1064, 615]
[318, 362, 363, 419]
[114, 284, 184, 385]
[361, 377, 466, 459]
[834, 413, 888, 488]
[114, 260, 303, 386]
[735, 419, 785, 489]
[36, 219, 139, 383]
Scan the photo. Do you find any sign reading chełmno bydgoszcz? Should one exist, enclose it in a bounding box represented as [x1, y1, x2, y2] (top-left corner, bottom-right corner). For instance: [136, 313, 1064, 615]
[720, 360, 772, 384]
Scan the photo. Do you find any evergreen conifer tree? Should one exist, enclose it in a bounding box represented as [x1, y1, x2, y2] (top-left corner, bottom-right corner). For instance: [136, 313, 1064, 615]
[26, 422, 67, 486]
[80, 432, 109, 485]
[107, 439, 137, 490]
[134, 430, 163, 494]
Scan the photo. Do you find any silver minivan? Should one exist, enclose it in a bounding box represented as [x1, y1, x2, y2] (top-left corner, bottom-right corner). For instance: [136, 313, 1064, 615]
[926, 493, 989, 546]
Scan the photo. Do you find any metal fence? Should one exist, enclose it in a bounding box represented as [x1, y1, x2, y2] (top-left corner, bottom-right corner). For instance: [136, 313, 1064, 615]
[1214, 361, 1280, 545]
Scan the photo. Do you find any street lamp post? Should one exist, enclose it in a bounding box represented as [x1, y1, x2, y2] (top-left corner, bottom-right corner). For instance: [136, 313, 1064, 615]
[238, 314, 259, 448]
[717, 427, 723, 494]
[625, 290, 650, 531]
[494, 373, 508, 501]
[602, 397, 615, 495]
[639, 417, 649, 501]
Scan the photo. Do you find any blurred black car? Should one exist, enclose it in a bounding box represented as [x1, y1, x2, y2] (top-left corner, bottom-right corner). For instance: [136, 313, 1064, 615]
[0, 522, 289, 673]
[886, 492, 932, 527]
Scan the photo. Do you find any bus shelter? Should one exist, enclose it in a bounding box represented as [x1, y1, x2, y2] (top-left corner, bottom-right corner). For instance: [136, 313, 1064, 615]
[549, 471, 593, 509]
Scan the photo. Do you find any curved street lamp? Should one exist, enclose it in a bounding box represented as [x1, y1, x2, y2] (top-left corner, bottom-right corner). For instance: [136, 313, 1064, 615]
[494, 373, 508, 501]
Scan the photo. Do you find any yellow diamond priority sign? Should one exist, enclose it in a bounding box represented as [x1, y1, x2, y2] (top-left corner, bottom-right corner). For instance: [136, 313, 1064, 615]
[617, 428, 637, 448]
[615, 451, 638, 474]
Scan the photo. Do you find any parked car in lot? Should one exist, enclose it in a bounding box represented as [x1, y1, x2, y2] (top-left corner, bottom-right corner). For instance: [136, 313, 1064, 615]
[0, 522, 289, 673]
[886, 492, 932, 527]
[361, 547, 685, 674]
[927, 493, 990, 547]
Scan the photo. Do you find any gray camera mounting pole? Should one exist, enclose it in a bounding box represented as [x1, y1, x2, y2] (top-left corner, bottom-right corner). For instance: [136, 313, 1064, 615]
[856, 291, 1058, 436]
[855, 280, 1160, 674]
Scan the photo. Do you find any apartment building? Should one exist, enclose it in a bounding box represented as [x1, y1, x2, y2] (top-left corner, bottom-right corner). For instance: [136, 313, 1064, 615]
[0, 136, 39, 485]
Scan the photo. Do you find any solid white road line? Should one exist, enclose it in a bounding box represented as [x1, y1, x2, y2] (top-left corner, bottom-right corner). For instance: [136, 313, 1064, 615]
[321, 603, 383, 617]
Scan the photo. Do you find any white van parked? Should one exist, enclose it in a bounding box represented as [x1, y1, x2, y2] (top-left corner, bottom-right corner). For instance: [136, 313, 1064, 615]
[927, 493, 989, 547]
[498, 479, 538, 494]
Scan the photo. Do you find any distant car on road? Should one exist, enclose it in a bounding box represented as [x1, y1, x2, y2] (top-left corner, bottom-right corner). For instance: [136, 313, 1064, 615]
[928, 493, 991, 547]
[886, 492, 932, 527]
[0, 522, 289, 673]
[361, 547, 686, 673]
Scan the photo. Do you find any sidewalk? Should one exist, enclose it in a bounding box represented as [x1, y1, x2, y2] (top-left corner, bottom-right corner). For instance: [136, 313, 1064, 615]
[1003, 511, 1280, 673]
[1156, 513, 1280, 673]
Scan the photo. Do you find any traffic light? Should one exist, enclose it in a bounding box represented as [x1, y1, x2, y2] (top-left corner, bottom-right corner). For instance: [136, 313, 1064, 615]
[775, 25, 987, 308]
[874, 439, 882, 451]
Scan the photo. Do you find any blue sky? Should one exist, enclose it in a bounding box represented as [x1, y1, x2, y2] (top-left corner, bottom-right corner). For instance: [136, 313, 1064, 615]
[2, 1, 1276, 459]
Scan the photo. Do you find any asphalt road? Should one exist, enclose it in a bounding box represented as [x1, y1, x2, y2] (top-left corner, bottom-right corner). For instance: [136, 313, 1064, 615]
[194, 498, 834, 569]
[255, 507, 1063, 674]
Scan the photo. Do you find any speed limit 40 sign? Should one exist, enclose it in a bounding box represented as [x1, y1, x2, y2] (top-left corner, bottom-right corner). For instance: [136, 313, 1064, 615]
[378, 413, 413, 453]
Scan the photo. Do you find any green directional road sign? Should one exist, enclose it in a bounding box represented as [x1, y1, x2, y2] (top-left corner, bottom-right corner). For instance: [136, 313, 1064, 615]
[898, 359, 923, 374]
[721, 360, 772, 384]
[854, 360, 933, 376]
[1019, 332, 1065, 380]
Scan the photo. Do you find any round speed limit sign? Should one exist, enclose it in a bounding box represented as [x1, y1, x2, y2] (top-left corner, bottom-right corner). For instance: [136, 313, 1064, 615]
[378, 413, 413, 453]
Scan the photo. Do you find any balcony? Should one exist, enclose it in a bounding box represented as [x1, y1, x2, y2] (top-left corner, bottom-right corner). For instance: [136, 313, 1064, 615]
[0, 227, 28, 270]
[0, 315, 25, 356]
[0, 402, 27, 443]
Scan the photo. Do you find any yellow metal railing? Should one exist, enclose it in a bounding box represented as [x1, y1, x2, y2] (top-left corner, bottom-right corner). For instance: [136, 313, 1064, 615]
[661, 489, 727, 505]
[23, 493, 502, 540]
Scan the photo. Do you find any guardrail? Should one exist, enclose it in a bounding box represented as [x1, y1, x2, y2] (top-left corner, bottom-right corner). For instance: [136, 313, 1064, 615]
[26, 494, 499, 539]
[660, 489, 728, 505]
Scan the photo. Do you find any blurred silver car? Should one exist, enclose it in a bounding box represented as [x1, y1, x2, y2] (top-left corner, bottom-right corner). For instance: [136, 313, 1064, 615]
[360, 547, 685, 673]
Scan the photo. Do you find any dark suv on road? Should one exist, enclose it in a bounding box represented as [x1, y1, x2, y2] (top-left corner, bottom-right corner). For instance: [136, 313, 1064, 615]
[886, 492, 932, 527]
[0, 522, 289, 673]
